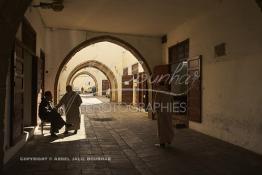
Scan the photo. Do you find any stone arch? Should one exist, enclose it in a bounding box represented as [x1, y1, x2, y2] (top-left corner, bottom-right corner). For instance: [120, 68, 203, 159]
[54, 35, 152, 104]
[65, 60, 118, 102]
[68, 71, 99, 93]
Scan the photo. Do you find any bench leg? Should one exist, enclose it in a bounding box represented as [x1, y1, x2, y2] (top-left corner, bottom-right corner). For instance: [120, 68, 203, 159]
[41, 122, 44, 135]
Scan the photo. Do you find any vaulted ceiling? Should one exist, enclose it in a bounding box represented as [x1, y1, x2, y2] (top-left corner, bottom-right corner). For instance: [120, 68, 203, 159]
[35, 0, 220, 36]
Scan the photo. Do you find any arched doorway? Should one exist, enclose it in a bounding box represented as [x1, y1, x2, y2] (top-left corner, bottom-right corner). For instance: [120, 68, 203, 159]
[54, 35, 152, 105]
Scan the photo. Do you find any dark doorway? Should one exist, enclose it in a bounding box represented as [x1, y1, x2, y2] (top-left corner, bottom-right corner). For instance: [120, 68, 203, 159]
[169, 39, 189, 63]
[31, 55, 38, 126]
[22, 18, 37, 126]
[138, 72, 149, 110]
[132, 63, 140, 106]
[39, 50, 46, 98]
[102, 80, 110, 96]
[169, 39, 190, 127]
[123, 67, 128, 76]
[168, 39, 202, 126]
[187, 56, 202, 123]
[122, 75, 133, 105]
[170, 61, 189, 127]
[10, 41, 25, 146]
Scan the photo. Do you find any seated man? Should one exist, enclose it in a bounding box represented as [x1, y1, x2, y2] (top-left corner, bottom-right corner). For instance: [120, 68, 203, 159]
[39, 91, 71, 137]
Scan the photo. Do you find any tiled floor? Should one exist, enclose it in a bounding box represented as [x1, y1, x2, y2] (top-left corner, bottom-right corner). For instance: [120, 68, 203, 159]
[3, 97, 262, 175]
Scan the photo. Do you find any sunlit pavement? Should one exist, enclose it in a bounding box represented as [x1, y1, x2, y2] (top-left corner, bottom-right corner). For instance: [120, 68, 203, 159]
[2, 97, 262, 175]
[81, 96, 107, 106]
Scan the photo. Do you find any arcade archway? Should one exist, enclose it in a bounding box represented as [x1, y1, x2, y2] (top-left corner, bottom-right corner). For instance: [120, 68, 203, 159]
[54, 35, 152, 105]
[65, 60, 118, 102]
[68, 71, 99, 91]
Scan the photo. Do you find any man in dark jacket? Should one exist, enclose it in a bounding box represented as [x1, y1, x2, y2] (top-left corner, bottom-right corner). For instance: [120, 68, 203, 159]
[39, 91, 70, 137]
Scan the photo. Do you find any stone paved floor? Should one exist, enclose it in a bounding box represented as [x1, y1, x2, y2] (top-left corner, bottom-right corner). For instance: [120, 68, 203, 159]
[2, 97, 262, 175]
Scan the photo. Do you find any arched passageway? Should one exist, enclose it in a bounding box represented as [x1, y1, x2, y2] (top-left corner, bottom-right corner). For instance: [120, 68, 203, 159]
[65, 60, 118, 102]
[54, 35, 152, 106]
[68, 71, 99, 93]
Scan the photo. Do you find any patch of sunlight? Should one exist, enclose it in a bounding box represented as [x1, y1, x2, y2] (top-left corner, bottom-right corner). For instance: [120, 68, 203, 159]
[50, 114, 86, 143]
[81, 97, 103, 106]
[80, 94, 93, 97]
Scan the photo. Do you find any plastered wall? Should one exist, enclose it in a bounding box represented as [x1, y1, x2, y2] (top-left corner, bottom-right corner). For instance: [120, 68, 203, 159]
[164, 0, 262, 154]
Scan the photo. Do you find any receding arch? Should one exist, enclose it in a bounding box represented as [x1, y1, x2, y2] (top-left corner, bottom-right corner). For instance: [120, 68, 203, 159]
[54, 35, 152, 104]
[69, 71, 99, 93]
[65, 60, 118, 102]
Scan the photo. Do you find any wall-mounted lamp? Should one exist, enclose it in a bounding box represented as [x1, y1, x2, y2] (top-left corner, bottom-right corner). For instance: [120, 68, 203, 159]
[256, 0, 262, 11]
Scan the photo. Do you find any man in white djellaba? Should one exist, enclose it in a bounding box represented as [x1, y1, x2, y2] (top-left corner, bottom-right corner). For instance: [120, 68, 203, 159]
[56, 85, 82, 134]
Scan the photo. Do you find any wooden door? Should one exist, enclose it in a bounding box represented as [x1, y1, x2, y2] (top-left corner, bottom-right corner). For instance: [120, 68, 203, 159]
[22, 18, 37, 126]
[138, 72, 148, 109]
[132, 63, 139, 75]
[170, 61, 189, 128]
[39, 50, 45, 97]
[187, 56, 202, 123]
[134, 74, 139, 105]
[138, 73, 143, 104]
[170, 61, 188, 115]
[102, 80, 110, 96]
[122, 75, 133, 105]
[31, 55, 38, 126]
[123, 67, 128, 76]
[142, 78, 149, 110]
[169, 39, 189, 63]
[10, 41, 24, 145]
